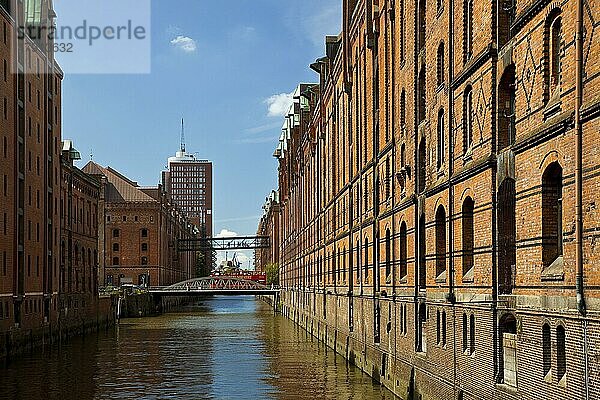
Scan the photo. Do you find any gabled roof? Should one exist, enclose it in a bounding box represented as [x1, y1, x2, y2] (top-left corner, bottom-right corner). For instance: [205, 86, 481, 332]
[82, 161, 156, 203]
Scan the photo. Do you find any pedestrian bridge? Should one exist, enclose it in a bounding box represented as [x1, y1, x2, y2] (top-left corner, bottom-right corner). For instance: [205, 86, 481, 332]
[149, 277, 280, 297]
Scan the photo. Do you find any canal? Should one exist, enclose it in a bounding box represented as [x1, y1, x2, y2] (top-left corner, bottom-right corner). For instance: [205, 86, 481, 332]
[0, 297, 396, 399]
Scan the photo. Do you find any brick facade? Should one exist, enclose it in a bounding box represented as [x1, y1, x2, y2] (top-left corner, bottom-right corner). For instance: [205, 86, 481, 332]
[83, 162, 196, 287]
[255, 190, 280, 272]
[268, 0, 600, 399]
[0, 2, 112, 348]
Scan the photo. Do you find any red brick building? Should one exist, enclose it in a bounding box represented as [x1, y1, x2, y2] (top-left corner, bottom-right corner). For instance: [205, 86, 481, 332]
[270, 0, 600, 399]
[255, 190, 280, 272]
[0, 0, 63, 335]
[59, 140, 100, 324]
[83, 162, 196, 287]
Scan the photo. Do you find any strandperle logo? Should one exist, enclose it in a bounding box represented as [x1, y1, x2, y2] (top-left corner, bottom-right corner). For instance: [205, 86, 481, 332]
[15, 0, 152, 74]
[19, 19, 147, 47]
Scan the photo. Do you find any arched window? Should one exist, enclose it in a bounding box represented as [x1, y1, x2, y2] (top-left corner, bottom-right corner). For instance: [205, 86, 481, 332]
[542, 323, 552, 377]
[385, 229, 391, 282]
[498, 0, 515, 48]
[464, 0, 473, 62]
[437, 109, 445, 169]
[113, 228, 119, 238]
[464, 86, 473, 153]
[556, 325, 566, 381]
[112, 243, 119, 252]
[462, 197, 475, 279]
[499, 314, 518, 386]
[74, 245, 79, 265]
[498, 65, 516, 151]
[542, 162, 563, 268]
[545, 9, 562, 102]
[437, 42, 445, 87]
[435, 205, 447, 279]
[399, 222, 408, 279]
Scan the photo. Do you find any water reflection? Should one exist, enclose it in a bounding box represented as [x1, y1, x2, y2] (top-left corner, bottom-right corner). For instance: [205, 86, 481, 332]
[0, 297, 395, 400]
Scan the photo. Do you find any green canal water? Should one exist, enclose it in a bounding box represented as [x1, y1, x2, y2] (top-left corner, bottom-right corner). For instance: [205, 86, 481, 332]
[0, 297, 397, 399]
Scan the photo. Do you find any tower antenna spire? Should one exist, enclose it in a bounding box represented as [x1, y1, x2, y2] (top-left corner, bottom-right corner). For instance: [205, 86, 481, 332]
[180, 118, 186, 153]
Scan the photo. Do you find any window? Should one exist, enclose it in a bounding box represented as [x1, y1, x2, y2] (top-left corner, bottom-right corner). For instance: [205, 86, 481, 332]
[545, 10, 562, 103]
[498, 178, 516, 294]
[542, 162, 563, 269]
[435, 205, 447, 280]
[112, 257, 119, 266]
[470, 314, 476, 354]
[462, 197, 475, 279]
[400, 0, 405, 63]
[419, 213, 427, 289]
[437, 42, 445, 87]
[437, 109, 445, 169]
[442, 311, 447, 346]
[141, 257, 148, 266]
[113, 229, 120, 238]
[141, 243, 148, 252]
[112, 243, 119, 252]
[400, 89, 406, 134]
[500, 314, 518, 386]
[556, 325, 566, 381]
[122, 215, 127, 222]
[399, 222, 408, 279]
[437, 310, 441, 344]
[364, 238, 369, 282]
[418, 0, 426, 52]
[464, 0, 473, 62]
[542, 323, 552, 377]
[418, 137, 426, 193]
[417, 303, 427, 352]
[498, 65, 516, 151]
[463, 86, 473, 153]
[385, 229, 391, 283]
[418, 68, 426, 124]
[463, 313, 468, 352]
[141, 228, 148, 238]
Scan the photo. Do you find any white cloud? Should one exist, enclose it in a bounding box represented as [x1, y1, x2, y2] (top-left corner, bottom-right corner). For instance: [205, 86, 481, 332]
[216, 229, 238, 238]
[170, 35, 197, 53]
[264, 92, 294, 117]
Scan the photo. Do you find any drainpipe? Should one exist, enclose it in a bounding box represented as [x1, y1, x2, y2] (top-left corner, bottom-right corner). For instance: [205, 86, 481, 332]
[574, 0, 588, 397]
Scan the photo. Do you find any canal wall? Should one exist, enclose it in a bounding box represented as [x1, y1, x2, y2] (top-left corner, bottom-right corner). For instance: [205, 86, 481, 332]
[0, 295, 117, 361]
[278, 289, 600, 400]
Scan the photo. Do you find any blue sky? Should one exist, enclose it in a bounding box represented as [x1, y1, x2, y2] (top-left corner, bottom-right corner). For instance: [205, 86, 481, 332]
[58, 1, 341, 267]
